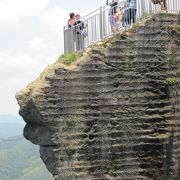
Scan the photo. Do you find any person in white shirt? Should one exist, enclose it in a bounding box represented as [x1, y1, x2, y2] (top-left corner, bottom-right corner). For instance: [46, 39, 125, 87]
[127, 0, 137, 25]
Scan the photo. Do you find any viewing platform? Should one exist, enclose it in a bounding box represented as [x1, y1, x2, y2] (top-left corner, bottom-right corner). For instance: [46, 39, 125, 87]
[63, 0, 180, 54]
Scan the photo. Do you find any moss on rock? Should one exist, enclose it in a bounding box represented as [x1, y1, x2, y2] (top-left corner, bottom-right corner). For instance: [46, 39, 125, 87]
[167, 24, 180, 44]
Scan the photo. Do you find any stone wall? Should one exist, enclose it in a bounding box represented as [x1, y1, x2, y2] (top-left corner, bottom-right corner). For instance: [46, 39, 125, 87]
[16, 13, 180, 180]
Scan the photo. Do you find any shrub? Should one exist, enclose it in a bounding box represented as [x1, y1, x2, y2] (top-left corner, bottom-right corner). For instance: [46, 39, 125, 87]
[164, 78, 177, 87]
[60, 52, 81, 65]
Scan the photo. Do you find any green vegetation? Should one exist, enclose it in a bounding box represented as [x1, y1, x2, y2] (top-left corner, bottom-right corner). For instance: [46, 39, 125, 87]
[0, 135, 51, 180]
[164, 78, 177, 87]
[60, 52, 81, 65]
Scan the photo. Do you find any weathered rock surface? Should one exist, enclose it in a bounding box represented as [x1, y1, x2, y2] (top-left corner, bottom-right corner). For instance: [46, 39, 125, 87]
[16, 13, 180, 180]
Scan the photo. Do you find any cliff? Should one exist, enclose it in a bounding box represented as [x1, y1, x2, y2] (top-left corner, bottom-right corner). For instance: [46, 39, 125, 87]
[16, 13, 180, 180]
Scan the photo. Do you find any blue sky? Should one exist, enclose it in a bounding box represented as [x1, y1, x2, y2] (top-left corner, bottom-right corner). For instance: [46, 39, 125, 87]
[0, 0, 106, 115]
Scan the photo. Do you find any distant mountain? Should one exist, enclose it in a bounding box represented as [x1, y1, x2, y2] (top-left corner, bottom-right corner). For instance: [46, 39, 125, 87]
[0, 115, 24, 124]
[0, 135, 51, 180]
[0, 115, 25, 138]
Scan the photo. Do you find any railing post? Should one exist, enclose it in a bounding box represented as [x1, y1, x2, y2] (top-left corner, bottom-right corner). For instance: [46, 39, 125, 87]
[64, 26, 75, 54]
[63, 26, 67, 54]
[99, 6, 103, 41]
[102, 6, 106, 38]
[149, 0, 153, 14]
[70, 27, 75, 53]
[140, 0, 146, 18]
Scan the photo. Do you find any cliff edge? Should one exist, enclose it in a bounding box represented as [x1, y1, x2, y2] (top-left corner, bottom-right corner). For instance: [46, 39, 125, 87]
[16, 13, 180, 180]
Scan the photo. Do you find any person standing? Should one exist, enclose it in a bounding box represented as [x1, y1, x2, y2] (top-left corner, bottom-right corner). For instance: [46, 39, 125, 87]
[74, 14, 85, 51]
[127, 0, 137, 26]
[67, 12, 76, 28]
[159, 0, 167, 11]
[121, 1, 128, 28]
[66, 12, 76, 52]
[115, 6, 123, 30]
[151, 0, 167, 11]
[106, 0, 119, 33]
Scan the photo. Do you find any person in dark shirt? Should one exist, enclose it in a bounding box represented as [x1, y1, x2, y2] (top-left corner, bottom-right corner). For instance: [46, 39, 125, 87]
[74, 14, 84, 35]
[106, 0, 118, 33]
[74, 14, 85, 51]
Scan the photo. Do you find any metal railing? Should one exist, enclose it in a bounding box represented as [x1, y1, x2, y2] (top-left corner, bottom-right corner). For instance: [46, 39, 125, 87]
[64, 0, 180, 54]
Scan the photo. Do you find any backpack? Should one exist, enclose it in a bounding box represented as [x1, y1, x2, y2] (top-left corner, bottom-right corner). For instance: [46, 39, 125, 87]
[80, 29, 88, 38]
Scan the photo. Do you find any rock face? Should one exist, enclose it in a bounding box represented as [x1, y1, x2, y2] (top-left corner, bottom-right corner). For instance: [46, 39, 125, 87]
[16, 13, 180, 180]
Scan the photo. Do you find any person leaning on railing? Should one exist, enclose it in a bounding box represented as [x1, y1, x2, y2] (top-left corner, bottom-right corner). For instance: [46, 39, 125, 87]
[121, 1, 128, 28]
[66, 12, 76, 53]
[160, 0, 167, 11]
[121, 0, 137, 28]
[67, 12, 76, 28]
[106, 0, 119, 33]
[115, 6, 123, 30]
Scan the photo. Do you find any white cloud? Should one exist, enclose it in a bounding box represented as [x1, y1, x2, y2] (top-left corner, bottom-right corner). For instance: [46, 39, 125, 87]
[0, 49, 53, 82]
[0, 49, 56, 115]
[29, 38, 48, 52]
[0, 0, 68, 32]
[39, 7, 68, 32]
[0, 0, 70, 115]
[0, 0, 50, 24]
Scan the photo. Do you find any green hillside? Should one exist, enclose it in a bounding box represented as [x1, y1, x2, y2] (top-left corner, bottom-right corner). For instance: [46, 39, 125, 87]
[0, 136, 51, 180]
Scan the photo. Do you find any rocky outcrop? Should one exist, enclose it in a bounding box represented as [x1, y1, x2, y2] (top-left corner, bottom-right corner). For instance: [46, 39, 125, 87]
[16, 13, 180, 180]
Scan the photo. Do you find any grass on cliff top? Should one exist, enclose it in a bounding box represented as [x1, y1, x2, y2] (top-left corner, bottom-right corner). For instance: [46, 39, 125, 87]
[60, 52, 81, 65]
